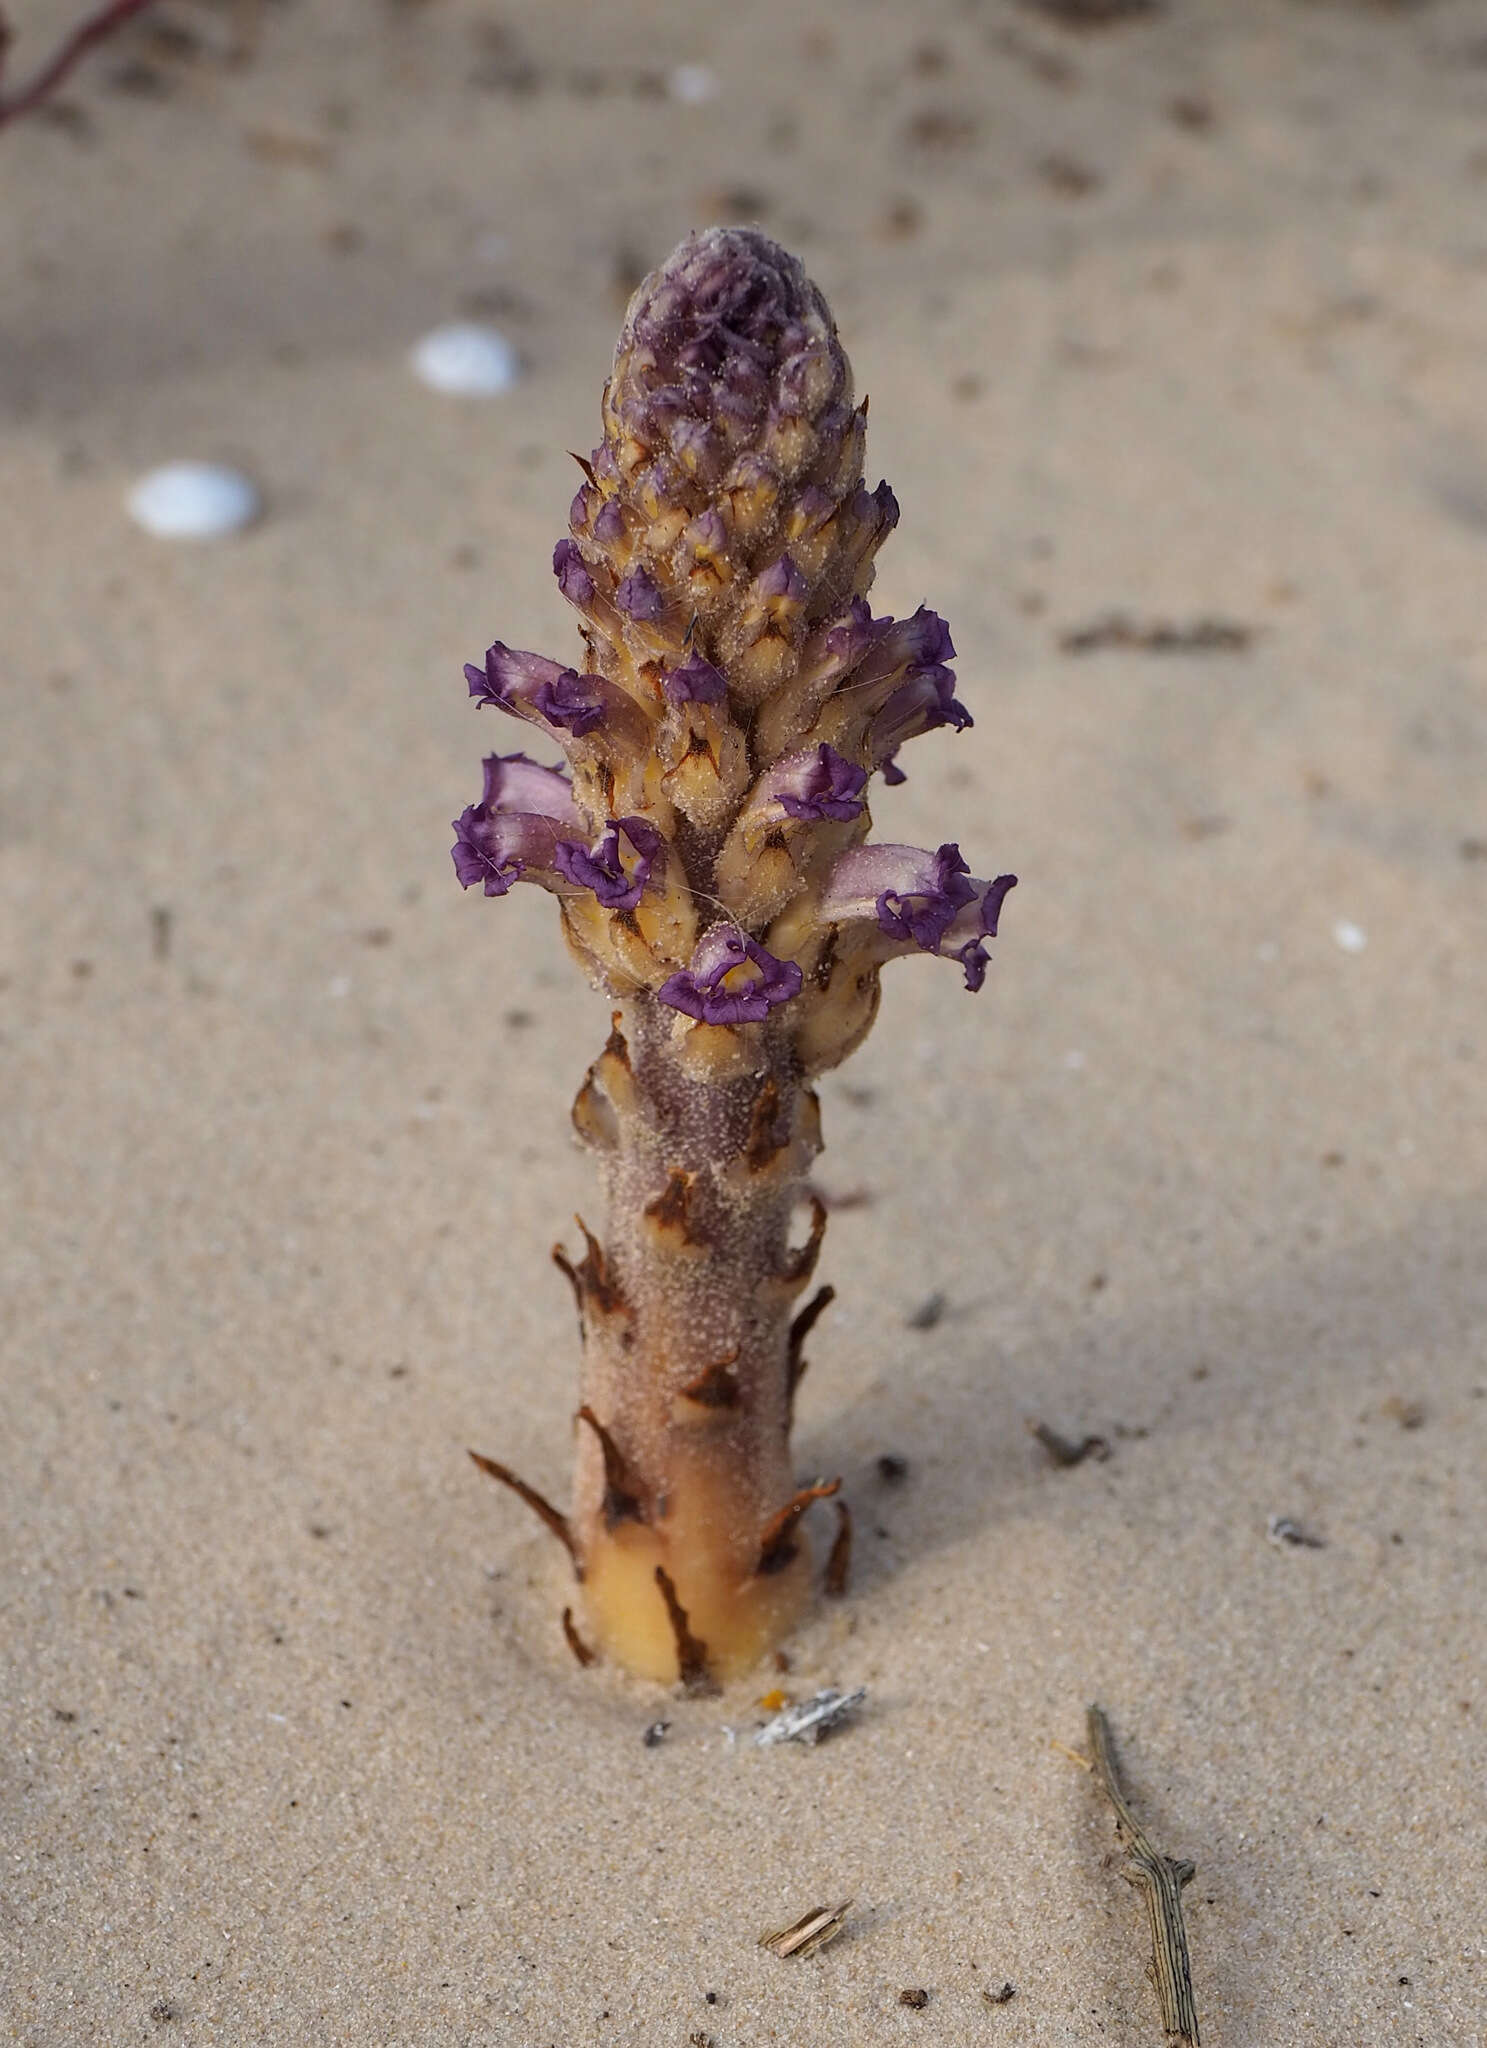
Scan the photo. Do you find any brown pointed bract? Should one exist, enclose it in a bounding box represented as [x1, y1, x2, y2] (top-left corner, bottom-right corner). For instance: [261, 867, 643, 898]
[758, 1479, 842, 1577]
[468, 1450, 578, 1571]
[654, 1565, 715, 1694]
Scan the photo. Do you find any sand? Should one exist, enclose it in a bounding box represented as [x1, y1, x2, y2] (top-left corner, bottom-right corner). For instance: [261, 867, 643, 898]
[4, 0, 1486, 2040]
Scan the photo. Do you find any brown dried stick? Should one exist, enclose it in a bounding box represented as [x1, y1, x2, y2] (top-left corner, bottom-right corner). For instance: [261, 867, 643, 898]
[0, 0, 156, 127]
[1086, 1704, 1200, 2046]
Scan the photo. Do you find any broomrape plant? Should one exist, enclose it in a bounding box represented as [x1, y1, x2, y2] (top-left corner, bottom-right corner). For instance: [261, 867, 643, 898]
[455, 228, 1016, 1685]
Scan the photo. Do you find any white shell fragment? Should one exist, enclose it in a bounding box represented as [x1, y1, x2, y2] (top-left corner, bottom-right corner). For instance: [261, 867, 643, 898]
[410, 323, 521, 397]
[1332, 919, 1368, 954]
[667, 63, 719, 105]
[753, 1686, 867, 1747]
[126, 462, 260, 540]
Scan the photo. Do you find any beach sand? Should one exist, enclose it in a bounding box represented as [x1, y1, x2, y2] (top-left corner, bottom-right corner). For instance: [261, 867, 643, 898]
[4, 1, 1485, 2039]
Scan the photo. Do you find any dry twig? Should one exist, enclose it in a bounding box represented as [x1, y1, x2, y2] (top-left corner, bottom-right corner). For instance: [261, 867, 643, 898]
[758, 1901, 851, 1959]
[0, 0, 156, 128]
[1086, 1704, 1200, 2045]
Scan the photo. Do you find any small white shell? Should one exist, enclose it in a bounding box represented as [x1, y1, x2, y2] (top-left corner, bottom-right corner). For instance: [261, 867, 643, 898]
[667, 63, 718, 105]
[126, 462, 260, 540]
[410, 323, 521, 397]
[1332, 919, 1367, 954]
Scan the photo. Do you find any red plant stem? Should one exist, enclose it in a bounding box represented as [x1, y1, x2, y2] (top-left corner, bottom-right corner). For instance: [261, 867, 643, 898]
[0, 0, 156, 128]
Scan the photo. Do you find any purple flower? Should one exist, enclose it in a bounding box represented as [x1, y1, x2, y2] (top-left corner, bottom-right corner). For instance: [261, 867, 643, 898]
[788, 485, 838, 544]
[622, 229, 828, 391]
[463, 642, 632, 743]
[531, 669, 607, 737]
[452, 806, 525, 895]
[898, 605, 954, 669]
[717, 360, 769, 427]
[663, 651, 728, 705]
[450, 752, 582, 897]
[644, 381, 700, 428]
[614, 564, 667, 621]
[869, 665, 973, 759]
[850, 479, 901, 539]
[849, 605, 955, 691]
[657, 926, 804, 1026]
[477, 751, 582, 825]
[755, 553, 808, 605]
[875, 843, 979, 951]
[670, 415, 719, 471]
[948, 874, 1018, 991]
[683, 507, 728, 556]
[814, 603, 971, 757]
[819, 843, 1017, 989]
[553, 817, 664, 910]
[770, 744, 869, 823]
[592, 498, 627, 545]
[553, 538, 596, 608]
[821, 596, 890, 670]
[464, 641, 568, 713]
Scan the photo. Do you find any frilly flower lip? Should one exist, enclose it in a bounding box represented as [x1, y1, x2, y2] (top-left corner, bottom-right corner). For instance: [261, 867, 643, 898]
[657, 925, 804, 1025]
[875, 842, 977, 950]
[820, 842, 1017, 990]
[663, 650, 728, 705]
[464, 642, 609, 738]
[765, 743, 869, 823]
[451, 753, 581, 897]
[554, 817, 664, 911]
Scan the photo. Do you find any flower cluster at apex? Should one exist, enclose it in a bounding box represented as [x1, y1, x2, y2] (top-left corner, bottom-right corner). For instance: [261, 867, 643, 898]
[450, 227, 1015, 1078]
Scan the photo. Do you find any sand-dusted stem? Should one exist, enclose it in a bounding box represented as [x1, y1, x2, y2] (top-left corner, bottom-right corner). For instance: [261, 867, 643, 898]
[563, 996, 835, 1682]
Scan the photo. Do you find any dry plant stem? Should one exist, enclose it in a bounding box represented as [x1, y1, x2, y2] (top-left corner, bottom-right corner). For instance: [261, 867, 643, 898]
[1086, 1704, 1201, 2047]
[0, 0, 155, 126]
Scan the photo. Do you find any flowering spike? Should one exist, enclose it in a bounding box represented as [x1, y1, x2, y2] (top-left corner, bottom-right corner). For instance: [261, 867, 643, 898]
[451, 228, 1017, 1684]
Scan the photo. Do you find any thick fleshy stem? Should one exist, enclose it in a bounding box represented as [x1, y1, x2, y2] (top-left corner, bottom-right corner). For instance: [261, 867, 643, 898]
[561, 998, 831, 1680]
[458, 228, 1017, 1684]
